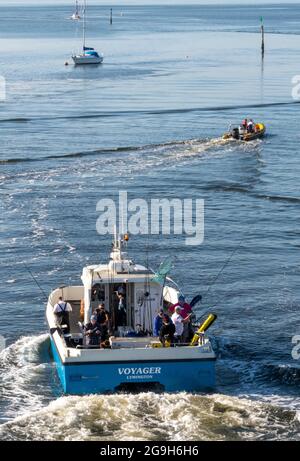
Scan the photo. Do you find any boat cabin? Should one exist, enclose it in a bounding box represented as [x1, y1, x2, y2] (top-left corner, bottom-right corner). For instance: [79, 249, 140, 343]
[48, 236, 179, 349]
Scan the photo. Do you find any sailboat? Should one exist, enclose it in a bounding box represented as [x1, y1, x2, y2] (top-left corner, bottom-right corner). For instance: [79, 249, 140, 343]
[70, 0, 81, 20]
[72, 0, 103, 65]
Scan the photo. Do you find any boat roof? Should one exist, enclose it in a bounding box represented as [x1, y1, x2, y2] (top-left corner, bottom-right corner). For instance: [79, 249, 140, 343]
[81, 235, 159, 286]
[81, 262, 156, 285]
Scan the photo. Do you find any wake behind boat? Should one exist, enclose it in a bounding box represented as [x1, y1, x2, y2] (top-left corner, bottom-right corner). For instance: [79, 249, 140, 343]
[47, 234, 217, 394]
[71, 0, 103, 65]
[223, 120, 266, 142]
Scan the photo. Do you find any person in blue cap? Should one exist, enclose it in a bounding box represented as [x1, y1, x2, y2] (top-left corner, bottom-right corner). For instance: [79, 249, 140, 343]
[84, 315, 102, 346]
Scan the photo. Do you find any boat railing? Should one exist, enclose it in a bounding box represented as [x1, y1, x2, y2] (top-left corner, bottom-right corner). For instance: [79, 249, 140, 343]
[71, 341, 212, 350]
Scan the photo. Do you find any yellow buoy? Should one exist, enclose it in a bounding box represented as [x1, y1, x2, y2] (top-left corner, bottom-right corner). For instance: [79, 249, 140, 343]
[190, 313, 217, 346]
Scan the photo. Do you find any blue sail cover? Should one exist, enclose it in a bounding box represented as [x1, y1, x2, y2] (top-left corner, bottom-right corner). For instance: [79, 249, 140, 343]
[84, 47, 94, 51]
[85, 51, 100, 57]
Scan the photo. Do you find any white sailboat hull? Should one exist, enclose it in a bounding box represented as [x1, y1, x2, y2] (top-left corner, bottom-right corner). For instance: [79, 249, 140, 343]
[72, 54, 103, 65]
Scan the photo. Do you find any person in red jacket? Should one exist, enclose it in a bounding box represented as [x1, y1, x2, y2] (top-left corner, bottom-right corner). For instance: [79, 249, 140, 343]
[169, 294, 192, 320]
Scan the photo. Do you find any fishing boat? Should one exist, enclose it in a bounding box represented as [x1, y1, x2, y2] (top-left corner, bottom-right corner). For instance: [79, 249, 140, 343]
[223, 122, 266, 142]
[70, 0, 81, 20]
[72, 0, 103, 65]
[46, 234, 217, 394]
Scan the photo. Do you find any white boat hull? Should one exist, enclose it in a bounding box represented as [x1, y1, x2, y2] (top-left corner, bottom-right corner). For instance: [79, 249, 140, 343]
[46, 294, 216, 394]
[49, 330, 216, 394]
[72, 55, 103, 65]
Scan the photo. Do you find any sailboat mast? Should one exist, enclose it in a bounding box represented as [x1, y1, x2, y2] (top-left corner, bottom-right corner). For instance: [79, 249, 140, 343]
[83, 0, 86, 52]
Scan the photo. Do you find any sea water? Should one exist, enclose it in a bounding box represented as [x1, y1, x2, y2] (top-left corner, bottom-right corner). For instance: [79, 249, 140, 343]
[0, 3, 299, 440]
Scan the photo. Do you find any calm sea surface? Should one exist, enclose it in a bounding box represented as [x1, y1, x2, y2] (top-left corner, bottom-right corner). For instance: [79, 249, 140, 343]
[0, 3, 300, 441]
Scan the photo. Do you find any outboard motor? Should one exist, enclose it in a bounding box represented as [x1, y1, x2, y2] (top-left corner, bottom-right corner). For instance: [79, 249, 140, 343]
[231, 128, 240, 140]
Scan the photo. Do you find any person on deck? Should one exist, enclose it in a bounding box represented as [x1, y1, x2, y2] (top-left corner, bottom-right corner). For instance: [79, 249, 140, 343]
[169, 295, 192, 319]
[171, 306, 192, 343]
[84, 315, 102, 347]
[53, 296, 72, 333]
[159, 314, 175, 346]
[153, 309, 164, 336]
[242, 119, 248, 131]
[95, 303, 110, 339]
[116, 293, 127, 327]
[169, 295, 194, 342]
[247, 119, 254, 133]
[169, 295, 194, 343]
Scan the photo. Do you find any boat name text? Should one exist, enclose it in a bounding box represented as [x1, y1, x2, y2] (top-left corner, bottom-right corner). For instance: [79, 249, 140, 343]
[118, 367, 161, 376]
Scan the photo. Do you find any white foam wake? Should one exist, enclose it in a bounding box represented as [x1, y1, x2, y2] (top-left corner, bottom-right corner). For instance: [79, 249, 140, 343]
[0, 334, 55, 422]
[0, 391, 298, 441]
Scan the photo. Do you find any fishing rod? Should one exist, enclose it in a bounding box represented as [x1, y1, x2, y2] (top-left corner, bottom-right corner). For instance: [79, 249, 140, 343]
[204, 235, 245, 300]
[0, 257, 49, 302]
[21, 261, 49, 302]
[194, 234, 246, 323]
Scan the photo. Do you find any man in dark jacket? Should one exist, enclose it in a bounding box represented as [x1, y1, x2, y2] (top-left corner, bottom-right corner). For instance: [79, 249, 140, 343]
[84, 315, 102, 346]
[159, 314, 175, 346]
[95, 303, 110, 339]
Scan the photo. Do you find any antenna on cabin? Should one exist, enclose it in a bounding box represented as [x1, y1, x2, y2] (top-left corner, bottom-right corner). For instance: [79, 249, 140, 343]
[113, 225, 118, 249]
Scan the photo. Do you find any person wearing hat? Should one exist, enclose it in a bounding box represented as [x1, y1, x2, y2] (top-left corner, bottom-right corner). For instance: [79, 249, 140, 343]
[170, 295, 194, 342]
[159, 314, 176, 346]
[169, 294, 192, 320]
[84, 315, 102, 346]
[153, 308, 164, 336]
[171, 306, 192, 343]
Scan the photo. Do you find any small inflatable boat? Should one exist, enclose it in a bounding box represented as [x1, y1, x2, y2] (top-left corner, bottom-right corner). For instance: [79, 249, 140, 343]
[223, 123, 266, 142]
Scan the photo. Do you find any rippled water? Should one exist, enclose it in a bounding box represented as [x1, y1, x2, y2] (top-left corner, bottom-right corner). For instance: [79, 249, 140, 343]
[0, 3, 300, 441]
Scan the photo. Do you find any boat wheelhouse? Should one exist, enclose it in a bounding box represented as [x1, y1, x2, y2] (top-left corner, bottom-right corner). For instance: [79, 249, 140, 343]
[47, 235, 216, 394]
